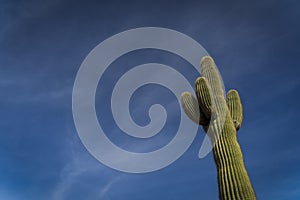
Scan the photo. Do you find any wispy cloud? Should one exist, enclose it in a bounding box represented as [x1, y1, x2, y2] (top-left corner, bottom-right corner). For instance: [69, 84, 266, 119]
[98, 176, 124, 199]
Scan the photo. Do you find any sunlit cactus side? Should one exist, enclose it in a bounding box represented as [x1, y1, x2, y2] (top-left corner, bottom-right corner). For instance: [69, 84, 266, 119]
[181, 56, 256, 200]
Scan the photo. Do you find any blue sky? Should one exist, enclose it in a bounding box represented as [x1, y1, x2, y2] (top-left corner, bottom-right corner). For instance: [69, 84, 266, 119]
[1, 0, 300, 199]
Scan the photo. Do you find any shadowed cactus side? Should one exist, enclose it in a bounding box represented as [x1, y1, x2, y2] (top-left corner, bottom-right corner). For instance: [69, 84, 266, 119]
[181, 56, 256, 200]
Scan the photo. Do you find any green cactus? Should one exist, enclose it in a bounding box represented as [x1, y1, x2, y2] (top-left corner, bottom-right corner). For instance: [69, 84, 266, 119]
[181, 56, 256, 200]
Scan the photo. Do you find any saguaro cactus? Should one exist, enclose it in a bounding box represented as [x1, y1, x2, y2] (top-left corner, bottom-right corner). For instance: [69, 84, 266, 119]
[181, 56, 256, 200]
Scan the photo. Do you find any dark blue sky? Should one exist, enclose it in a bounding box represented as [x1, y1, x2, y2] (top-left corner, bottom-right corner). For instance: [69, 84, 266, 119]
[1, 0, 300, 199]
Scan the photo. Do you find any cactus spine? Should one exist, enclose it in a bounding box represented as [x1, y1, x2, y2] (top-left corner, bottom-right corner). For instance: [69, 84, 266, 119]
[181, 56, 256, 200]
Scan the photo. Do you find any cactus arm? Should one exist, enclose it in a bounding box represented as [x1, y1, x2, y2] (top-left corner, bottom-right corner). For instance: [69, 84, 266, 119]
[195, 77, 212, 120]
[181, 91, 210, 126]
[181, 92, 201, 124]
[181, 56, 256, 200]
[226, 90, 243, 130]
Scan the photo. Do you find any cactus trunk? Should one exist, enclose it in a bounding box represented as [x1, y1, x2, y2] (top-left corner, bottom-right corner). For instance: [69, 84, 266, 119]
[212, 110, 255, 200]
